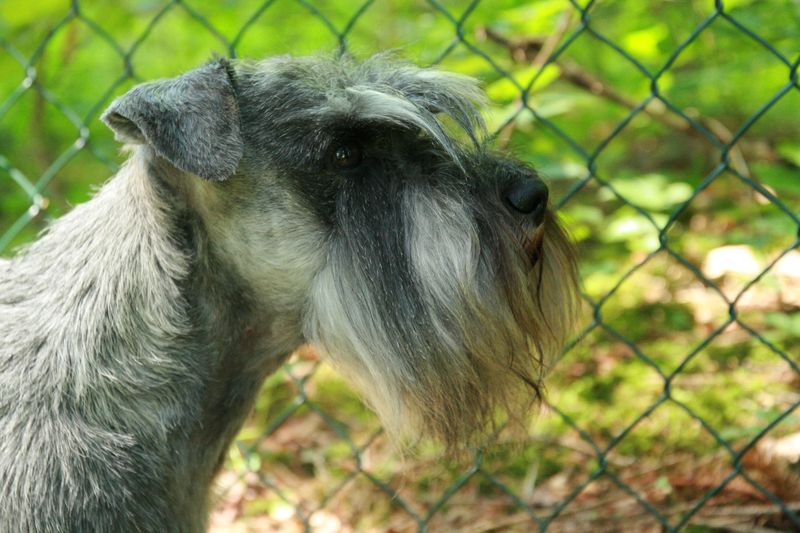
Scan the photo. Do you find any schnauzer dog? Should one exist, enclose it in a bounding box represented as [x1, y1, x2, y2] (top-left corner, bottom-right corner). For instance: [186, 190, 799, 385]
[0, 54, 578, 531]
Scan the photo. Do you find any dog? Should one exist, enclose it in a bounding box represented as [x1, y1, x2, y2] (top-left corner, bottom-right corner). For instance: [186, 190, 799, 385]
[0, 54, 578, 532]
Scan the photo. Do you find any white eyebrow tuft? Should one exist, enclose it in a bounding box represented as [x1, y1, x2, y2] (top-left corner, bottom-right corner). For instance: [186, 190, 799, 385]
[345, 87, 463, 164]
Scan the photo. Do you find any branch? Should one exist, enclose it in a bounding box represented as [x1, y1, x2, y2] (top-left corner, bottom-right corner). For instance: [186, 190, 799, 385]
[480, 27, 795, 174]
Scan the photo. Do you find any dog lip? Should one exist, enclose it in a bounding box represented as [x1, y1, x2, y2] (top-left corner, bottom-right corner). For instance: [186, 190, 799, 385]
[524, 225, 546, 263]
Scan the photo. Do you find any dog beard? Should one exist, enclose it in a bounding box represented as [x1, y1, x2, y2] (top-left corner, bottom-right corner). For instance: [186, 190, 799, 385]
[304, 167, 578, 449]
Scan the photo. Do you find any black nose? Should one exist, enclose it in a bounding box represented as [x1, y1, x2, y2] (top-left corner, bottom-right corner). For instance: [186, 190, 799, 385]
[505, 178, 549, 223]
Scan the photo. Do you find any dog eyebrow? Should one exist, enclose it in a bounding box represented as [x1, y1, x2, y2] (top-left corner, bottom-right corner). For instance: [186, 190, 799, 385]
[391, 69, 488, 142]
[345, 87, 460, 161]
[291, 85, 480, 170]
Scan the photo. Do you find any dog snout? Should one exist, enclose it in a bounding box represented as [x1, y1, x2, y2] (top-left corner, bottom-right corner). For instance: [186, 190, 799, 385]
[504, 178, 549, 225]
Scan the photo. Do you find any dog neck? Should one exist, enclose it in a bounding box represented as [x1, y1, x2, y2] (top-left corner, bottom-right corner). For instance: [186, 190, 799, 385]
[130, 149, 301, 519]
[0, 150, 295, 528]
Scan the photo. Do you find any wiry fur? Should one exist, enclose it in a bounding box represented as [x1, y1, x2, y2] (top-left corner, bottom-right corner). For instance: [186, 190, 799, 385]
[0, 54, 578, 532]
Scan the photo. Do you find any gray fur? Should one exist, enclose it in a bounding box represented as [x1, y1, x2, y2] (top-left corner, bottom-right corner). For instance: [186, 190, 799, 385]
[0, 54, 578, 532]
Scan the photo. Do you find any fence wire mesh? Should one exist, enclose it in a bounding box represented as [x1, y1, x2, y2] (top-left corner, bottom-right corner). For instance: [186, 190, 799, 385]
[2, 1, 799, 531]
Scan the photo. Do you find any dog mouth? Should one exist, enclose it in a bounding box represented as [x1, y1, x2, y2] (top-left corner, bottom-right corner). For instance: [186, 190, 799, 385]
[521, 215, 549, 266]
[525, 228, 545, 265]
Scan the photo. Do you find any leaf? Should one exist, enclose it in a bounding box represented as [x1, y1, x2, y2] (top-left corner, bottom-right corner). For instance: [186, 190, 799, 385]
[485, 64, 561, 102]
[777, 142, 800, 167]
[600, 206, 665, 252]
[602, 211, 658, 242]
[621, 24, 669, 62]
[1, 0, 64, 27]
[753, 161, 800, 195]
[605, 173, 694, 211]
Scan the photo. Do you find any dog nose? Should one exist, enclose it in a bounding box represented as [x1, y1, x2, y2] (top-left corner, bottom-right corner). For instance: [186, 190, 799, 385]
[505, 178, 549, 223]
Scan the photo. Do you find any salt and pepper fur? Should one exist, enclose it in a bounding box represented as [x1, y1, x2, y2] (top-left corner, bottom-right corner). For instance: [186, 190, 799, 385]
[0, 54, 578, 532]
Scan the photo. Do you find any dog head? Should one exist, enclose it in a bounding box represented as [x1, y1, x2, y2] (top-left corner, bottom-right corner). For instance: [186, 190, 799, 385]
[102, 54, 579, 448]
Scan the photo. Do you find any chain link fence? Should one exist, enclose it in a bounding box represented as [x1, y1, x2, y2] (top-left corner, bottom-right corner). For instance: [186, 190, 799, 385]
[2, 1, 799, 531]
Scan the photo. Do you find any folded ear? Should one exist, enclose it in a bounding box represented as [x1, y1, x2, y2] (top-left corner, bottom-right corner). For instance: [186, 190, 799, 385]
[101, 59, 243, 182]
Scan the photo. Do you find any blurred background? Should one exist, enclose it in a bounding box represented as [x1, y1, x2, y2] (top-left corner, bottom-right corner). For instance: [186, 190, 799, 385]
[1, 1, 799, 531]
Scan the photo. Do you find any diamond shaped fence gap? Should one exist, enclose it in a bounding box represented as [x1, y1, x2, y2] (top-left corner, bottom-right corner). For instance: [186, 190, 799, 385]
[562, 184, 664, 303]
[0, 85, 79, 178]
[664, 171, 799, 298]
[2, 1, 800, 531]
[477, 433, 597, 508]
[38, 149, 118, 214]
[671, 334, 798, 442]
[231, 1, 342, 58]
[310, 471, 419, 532]
[531, 78, 642, 159]
[422, 472, 541, 532]
[545, 327, 666, 449]
[738, 84, 800, 145]
[127, 8, 232, 79]
[495, 104, 591, 178]
[595, 401, 736, 524]
[660, 20, 791, 138]
[28, 19, 129, 119]
[586, 0, 711, 74]
[595, 113, 717, 204]
[735, 256, 800, 358]
[0, 94, 89, 250]
[597, 252, 731, 375]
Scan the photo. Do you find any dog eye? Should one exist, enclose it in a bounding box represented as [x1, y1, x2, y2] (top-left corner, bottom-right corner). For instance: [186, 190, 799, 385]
[331, 144, 363, 169]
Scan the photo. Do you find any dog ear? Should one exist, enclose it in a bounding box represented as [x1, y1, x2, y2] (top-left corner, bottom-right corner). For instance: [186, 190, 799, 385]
[101, 59, 242, 182]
